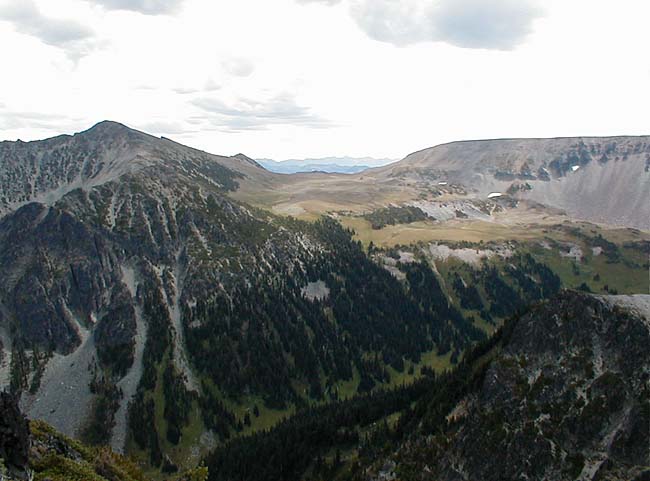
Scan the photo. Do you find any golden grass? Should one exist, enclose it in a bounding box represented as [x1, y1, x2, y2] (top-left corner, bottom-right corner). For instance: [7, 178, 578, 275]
[338, 216, 650, 248]
[339, 217, 546, 247]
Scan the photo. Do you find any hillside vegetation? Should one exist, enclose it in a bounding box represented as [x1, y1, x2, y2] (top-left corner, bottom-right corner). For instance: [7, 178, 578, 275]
[202, 291, 650, 481]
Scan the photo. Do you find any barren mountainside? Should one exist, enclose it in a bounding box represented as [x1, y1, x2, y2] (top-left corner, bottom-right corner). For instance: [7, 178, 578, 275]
[377, 136, 650, 229]
[0, 121, 273, 218]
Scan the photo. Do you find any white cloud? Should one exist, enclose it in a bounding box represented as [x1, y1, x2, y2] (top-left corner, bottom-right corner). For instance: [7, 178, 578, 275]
[348, 0, 542, 50]
[296, 0, 342, 5]
[0, 108, 83, 132]
[136, 120, 193, 135]
[173, 86, 200, 95]
[0, 0, 96, 59]
[203, 78, 221, 91]
[0, 0, 648, 160]
[221, 57, 256, 78]
[297, 0, 542, 50]
[430, 0, 543, 50]
[88, 0, 183, 15]
[191, 93, 333, 132]
[348, 0, 434, 47]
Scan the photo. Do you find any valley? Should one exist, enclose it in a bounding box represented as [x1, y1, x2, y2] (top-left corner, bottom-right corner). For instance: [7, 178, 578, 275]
[205, 291, 650, 481]
[0, 123, 648, 480]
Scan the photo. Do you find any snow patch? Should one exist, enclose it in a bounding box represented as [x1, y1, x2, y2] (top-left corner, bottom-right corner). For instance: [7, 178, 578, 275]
[302, 280, 330, 301]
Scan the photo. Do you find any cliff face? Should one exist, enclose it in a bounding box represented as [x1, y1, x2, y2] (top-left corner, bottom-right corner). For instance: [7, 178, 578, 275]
[383, 292, 650, 481]
[377, 136, 650, 229]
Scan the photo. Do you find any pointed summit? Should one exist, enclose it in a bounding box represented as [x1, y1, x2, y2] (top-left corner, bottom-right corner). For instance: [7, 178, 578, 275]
[233, 153, 263, 169]
[79, 121, 147, 141]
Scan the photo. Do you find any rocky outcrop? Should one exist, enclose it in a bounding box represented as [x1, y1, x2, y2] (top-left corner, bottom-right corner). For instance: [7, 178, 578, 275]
[384, 292, 650, 481]
[377, 136, 650, 229]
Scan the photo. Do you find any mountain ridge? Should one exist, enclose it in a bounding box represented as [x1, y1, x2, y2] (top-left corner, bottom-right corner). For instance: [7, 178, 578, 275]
[3, 122, 648, 229]
[0, 122, 648, 477]
[257, 156, 397, 175]
[0, 120, 274, 218]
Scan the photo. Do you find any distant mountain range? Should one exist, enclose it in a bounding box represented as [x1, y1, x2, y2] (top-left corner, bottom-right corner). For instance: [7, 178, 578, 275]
[256, 156, 397, 174]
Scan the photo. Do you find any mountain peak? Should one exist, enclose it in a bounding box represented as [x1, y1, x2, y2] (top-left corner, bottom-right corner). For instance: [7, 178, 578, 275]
[79, 120, 147, 140]
[233, 153, 263, 169]
[0, 121, 274, 218]
[85, 119, 130, 131]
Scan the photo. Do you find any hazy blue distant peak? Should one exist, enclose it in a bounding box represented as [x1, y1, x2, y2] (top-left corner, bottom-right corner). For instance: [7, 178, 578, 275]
[257, 156, 398, 174]
[258, 161, 370, 174]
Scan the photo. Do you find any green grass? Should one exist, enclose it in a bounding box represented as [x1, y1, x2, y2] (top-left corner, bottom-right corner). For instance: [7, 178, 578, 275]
[166, 401, 205, 470]
[126, 353, 210, 478]
[335, 367, 361, 400]
[196, 377, 296, 439]
[30, 420, 150, 481]
[466, 310, 496, 334]
[339, 216, 566, 248]
[386, 350, 453, 389]
[526, 241, 648, 295]
[231, 395, 295, 436]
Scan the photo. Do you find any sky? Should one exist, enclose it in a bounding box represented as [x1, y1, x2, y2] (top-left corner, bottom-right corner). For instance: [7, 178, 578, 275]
[0, 0, 649, 160]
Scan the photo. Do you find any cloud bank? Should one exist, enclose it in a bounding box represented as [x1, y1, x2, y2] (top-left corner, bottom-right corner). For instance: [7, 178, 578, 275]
[88, 0, 183, 15]
[0, 0, 95, 58]
[300, 0, 542, 50]
[191, 93, 332, 132]
[221, 57, 256, 78]
[296, 0, 342, 5]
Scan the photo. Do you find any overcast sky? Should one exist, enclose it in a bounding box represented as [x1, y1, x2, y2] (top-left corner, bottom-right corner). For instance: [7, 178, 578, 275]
[0, 0, 648, 160]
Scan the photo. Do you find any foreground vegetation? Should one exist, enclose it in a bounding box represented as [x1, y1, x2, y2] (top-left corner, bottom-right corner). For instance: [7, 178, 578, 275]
[0, 414, 208, 481]
[203, 314, 516, 481]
